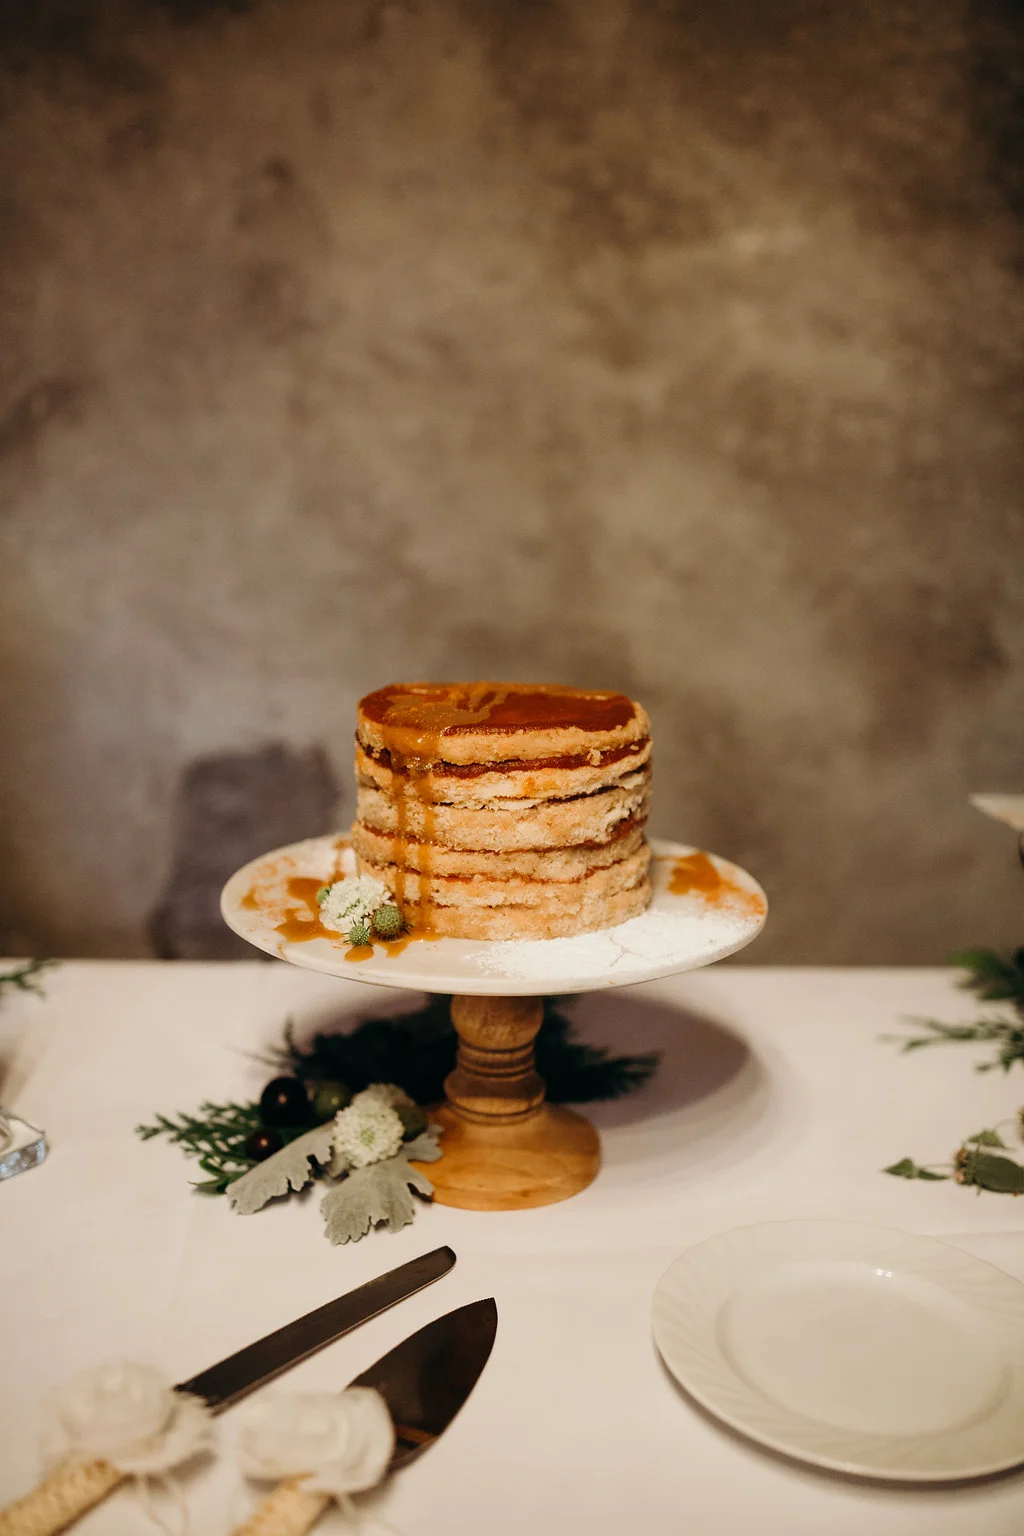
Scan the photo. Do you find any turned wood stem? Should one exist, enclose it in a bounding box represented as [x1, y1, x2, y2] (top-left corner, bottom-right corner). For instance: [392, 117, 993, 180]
[445, 995, 545, 1125]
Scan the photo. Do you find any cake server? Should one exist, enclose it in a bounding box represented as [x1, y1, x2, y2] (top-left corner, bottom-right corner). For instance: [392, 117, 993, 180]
[232, 1297, 499, 1536]
[0, 1245, 456, 1535]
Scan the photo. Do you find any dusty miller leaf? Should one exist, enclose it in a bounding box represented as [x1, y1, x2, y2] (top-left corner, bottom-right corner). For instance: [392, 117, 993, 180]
[402, 1126, 443, 1164]
[321, 1152, 436, 1245]
[227, 1121, 336, 1214]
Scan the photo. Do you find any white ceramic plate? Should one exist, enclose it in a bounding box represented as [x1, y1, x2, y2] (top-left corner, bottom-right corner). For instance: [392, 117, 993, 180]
[652, 1220, 1024, 1481]
[220, 835, 767, 996]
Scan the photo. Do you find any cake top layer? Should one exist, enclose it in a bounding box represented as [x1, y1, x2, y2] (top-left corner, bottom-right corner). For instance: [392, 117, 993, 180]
[357, 682, 649, 765]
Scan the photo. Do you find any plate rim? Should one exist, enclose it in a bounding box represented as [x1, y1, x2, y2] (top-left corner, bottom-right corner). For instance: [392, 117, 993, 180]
[652, 1218, 1024, 1482]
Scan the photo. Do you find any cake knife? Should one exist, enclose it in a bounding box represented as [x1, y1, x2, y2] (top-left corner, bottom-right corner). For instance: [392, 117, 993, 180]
[0, 1245, 456, 1535]
[232, 1297, 499, 1536]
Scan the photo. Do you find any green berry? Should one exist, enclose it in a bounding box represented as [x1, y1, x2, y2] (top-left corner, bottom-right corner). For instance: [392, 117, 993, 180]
[309, 1080, 351, 1121]
[372, 904, 405, 940]
[397, 1104, 428, 1139]
[316, 885, 331, 905]
[347, 919, 372, 947]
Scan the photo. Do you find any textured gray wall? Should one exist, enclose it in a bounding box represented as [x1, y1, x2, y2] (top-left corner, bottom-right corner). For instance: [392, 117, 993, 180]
[1, 0, 1022, 961]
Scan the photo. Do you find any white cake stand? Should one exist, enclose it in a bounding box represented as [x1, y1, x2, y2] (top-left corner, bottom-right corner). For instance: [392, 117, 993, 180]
[222, 836, 767, 1211]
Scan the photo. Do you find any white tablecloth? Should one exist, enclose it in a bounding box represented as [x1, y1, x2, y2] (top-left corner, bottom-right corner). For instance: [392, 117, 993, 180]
[3, 962, 1024, 1533]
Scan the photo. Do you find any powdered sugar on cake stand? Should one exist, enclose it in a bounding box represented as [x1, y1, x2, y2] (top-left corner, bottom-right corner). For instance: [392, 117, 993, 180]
[221, 836, 767, 997]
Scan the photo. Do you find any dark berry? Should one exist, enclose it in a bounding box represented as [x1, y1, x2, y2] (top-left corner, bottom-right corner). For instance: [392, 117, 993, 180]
[245, 1127, 282, 1161]
[259, 1076, 310, 1127]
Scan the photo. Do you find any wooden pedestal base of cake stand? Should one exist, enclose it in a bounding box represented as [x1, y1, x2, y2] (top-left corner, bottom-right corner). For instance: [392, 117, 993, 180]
[413, 994, 601, 1211]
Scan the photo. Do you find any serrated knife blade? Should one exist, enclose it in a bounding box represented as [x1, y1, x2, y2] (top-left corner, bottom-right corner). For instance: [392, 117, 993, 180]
[177, 1244, 456, 1412]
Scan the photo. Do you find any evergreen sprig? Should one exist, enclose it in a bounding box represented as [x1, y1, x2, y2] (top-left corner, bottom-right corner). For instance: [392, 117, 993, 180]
[885, 947, 1024, 1071]
[952, 946, 1024, 1008]
[137, 1100, 287, 1194]
[271, 995, 660, 1105]
[883, 946, 1024, 1195]
[0, 959, 54, 998]
[535, 1003, 660, 1102]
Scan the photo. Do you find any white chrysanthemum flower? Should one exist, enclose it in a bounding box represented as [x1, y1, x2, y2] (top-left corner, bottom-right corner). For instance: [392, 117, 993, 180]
[332, 1099, 404, 1169]
[318, 876, 389, 935]
[351, 1083, 413, 1112]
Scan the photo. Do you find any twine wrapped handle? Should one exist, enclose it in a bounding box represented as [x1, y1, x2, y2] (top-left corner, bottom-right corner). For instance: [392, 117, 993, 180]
[0, 1364, 212, 1536]
[231, 1478, 332, 1536]
[0, 1459, 124, 1536]
[231, 1389, 395, 1536]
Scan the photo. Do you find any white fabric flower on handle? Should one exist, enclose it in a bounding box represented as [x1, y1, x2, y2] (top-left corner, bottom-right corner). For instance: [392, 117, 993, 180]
[236, 1388, 394, 1496]
[0, 1363, 212, 1536]
[232, 1389, 397, 1536]
[42, 1361, 212, 1475]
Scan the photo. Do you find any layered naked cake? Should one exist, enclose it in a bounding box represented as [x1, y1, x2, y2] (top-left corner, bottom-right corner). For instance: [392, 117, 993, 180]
[353, 682, 652, 939]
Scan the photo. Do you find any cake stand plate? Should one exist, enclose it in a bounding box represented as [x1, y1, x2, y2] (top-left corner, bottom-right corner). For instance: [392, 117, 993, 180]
[221, 836, 767, 1211]
[221, 837, 766, 997]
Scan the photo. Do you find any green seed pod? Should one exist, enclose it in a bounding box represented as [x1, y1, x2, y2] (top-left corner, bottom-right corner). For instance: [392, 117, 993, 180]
[372, 904, 405, 940]
[309, 1079, 352, 1121]
[347, 919, 372, 947]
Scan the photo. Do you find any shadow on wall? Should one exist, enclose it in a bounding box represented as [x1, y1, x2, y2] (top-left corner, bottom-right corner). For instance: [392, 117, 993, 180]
[149, 742, 339, 959]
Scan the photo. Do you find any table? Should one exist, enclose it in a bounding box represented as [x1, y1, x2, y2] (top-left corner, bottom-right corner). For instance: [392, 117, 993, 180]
[3, 962, 1024, 1534]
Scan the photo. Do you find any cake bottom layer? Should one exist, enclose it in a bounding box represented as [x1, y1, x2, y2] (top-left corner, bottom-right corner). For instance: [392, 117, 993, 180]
[388, 878, 652, 940]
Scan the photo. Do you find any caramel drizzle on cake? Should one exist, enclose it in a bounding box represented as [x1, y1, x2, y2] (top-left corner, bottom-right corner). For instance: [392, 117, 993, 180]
[354, 683, 653, 941]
